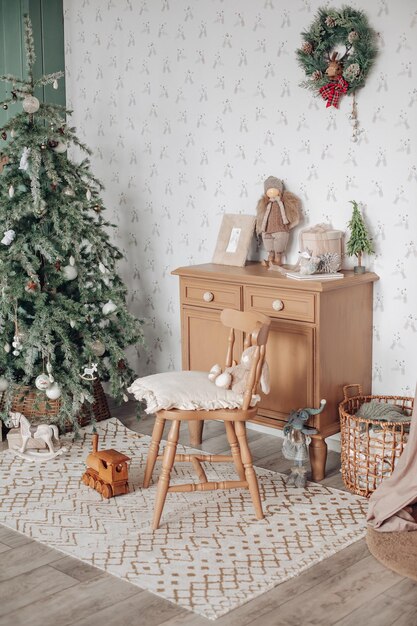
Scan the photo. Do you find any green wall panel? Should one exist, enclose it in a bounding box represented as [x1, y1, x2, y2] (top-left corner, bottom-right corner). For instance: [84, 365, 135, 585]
[0, 0, 65, 128]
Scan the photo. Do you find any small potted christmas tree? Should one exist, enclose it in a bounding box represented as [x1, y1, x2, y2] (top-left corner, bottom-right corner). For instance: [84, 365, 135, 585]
[346, 200, 374, 274]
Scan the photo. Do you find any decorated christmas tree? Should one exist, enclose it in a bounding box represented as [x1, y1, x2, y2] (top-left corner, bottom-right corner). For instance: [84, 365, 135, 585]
[0, 16, 144, 428]
[346, 200, 374, 273]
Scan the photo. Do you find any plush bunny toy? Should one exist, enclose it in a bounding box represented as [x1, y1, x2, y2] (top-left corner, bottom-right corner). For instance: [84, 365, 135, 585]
[208, 346, 270, 396]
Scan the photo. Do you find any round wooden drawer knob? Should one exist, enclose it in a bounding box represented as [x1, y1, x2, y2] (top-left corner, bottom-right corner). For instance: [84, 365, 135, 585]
[203, 291, 214, 302]
[272, 299, 284, 311]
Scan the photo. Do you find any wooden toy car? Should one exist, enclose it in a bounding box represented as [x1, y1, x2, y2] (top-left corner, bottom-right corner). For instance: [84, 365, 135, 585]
[81, 433, 130, 498]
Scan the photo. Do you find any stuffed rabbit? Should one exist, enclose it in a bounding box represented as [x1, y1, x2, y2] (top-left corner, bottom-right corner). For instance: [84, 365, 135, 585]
[208, 346, 270, 395]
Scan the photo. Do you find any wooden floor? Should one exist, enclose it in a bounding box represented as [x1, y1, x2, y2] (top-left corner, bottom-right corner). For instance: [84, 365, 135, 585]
[0, 403, 415, 626]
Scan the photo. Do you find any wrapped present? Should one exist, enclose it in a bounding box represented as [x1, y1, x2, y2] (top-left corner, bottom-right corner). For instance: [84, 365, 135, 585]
[300, 223, 344, 267]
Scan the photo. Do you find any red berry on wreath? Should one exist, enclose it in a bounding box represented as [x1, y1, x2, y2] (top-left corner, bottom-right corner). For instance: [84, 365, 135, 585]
[55, 260, 61, 271]
[117, 359, 126, 370]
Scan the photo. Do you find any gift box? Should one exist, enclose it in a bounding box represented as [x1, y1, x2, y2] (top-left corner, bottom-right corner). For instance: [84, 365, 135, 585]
[300, 223, 344, 267]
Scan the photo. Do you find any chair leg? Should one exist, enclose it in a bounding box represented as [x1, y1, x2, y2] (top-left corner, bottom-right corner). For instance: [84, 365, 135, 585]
[143, 415, 166, 488]
[235, 421, 264, 520]
[152, 420, 180, 531]
[224, 421, 246, 481]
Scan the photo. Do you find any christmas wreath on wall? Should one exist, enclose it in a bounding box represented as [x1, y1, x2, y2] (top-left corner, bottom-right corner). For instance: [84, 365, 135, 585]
[296, 6, 378, 109]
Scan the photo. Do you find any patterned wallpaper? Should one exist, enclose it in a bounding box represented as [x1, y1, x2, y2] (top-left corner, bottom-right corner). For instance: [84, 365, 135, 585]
[63, 0, 417, 396]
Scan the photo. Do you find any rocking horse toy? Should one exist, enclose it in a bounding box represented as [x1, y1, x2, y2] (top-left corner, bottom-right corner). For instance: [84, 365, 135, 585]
[4, 411, 67, 461]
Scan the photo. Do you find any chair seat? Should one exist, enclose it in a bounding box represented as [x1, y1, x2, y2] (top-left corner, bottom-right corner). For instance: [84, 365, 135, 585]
[128, 370, 260, 414]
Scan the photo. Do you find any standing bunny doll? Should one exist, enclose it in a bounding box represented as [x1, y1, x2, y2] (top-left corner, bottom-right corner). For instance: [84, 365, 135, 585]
[256, 176, 302, 267]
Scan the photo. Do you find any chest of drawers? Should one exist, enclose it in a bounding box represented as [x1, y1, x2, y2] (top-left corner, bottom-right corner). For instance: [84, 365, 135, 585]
[173, 263, 378, 480]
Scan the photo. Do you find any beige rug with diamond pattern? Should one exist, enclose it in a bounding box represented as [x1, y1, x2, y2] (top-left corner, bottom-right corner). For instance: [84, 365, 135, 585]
[0, 418, 367, 620]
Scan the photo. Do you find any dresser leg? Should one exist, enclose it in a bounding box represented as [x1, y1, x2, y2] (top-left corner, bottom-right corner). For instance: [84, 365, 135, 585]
[309, 437, 327, 482]
[188, 421, 204, 447]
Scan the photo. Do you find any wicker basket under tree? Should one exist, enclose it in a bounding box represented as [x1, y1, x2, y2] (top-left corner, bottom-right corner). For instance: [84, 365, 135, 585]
[1, 379, 110, 432]
[339, 384, 413, 497]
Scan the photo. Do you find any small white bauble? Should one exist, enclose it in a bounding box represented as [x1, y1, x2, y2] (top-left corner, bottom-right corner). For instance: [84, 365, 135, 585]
[4, 343, 11, 353]
[102, 300, 117, 315]
[62, 264, 78, 280]
[86, 188, 92, 201]
[12, 350, 20, 356]
[35, 373, 51, 390]
[63, 186, 75, 197]
[22, 95, 40, 114]
[52, 141, 67, 154]
[8, 185, 14, 198]
[53, 79, 58, 90]
[69, 319, 76, 328]
[0, 377, 9, 392]
[45, 382, 61, 400]
[91, 340, 105, 356]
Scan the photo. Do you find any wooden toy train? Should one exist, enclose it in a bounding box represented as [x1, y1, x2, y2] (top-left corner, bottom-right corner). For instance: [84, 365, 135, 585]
[81, 432, 130, 499]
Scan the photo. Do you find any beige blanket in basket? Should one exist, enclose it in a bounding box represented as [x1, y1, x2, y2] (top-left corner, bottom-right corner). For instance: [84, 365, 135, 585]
[367, 384, 417, 532]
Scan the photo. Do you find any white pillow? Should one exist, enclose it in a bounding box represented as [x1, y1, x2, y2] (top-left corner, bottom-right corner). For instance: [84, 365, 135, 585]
[128, 370, 260, 414]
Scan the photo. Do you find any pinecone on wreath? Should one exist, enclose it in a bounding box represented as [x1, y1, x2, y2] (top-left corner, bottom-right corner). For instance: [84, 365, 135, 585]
[325, 15, 337, 27]
[312, 70, 323, 81]
[301, 41, 313, 55]
[344, 63, 361, 82]
[348, 30, 359, 43]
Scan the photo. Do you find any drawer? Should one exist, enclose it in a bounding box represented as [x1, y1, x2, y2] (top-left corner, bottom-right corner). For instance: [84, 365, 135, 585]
[181, 278, 241, 310]
[244, 285, 315, 323]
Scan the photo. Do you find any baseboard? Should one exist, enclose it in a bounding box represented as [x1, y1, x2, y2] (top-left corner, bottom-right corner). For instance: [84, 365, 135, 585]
[246, 421, 341, 453]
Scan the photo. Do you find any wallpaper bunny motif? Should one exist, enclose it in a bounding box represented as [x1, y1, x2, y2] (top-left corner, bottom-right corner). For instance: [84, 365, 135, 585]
[64, 0, 417, 395]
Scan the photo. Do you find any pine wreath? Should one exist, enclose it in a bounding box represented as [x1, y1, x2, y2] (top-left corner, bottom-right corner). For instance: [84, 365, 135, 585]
[296, 6, 378, 108]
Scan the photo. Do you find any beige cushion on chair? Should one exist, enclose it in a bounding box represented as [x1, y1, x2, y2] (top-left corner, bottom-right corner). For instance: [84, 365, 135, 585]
[128, 370, 260, 414]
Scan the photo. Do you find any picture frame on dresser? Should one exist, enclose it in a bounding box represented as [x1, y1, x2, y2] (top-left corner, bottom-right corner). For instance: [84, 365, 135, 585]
[172, 262, 379, 482]
[212, 213, 256, 267]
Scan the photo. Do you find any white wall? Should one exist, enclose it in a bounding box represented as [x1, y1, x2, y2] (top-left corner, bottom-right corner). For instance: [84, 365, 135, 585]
[64, 0, 417, 396]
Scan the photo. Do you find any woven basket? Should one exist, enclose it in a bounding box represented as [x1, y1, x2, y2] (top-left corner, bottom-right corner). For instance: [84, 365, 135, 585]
[1, 379, 110, 431]
[339, 384, 413, 497]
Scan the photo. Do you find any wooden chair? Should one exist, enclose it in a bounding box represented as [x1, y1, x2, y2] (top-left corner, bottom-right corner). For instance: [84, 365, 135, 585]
[143, 308, 271, 530]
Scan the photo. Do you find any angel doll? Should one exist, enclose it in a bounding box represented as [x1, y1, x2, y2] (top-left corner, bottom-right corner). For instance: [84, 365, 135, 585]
[256, 176, 302, 267]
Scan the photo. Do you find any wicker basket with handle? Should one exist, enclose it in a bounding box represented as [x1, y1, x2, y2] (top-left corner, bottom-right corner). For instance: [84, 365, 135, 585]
[1, 379, 110, 430]
[339, 384, 413, 497]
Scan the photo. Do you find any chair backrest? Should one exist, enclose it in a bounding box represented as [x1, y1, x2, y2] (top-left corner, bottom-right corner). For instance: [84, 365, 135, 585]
[220, 309, 271, 411]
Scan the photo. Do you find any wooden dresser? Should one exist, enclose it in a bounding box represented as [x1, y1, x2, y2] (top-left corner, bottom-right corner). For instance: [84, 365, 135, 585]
[172, 263, 378, 481]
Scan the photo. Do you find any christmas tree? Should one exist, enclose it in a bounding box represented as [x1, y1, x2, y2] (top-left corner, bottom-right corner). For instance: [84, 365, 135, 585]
[346, 200, 374, 272]
[0, 16, 144, 428]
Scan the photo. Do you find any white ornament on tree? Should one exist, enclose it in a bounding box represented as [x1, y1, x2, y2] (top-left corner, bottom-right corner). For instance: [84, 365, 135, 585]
[45, 382, 61, 400]
[86, 188, 92, 201]
[80, 362, 98, 380]
[102, 300, 117, 315]
[52, 141, 67, 154]
[1, 229, 15, 245]
[8, 185, 14, 198]
[46, 361, 54, 383]
[19, 147, 31, 171]
[4, 343, 11, 353]
[62, 265, 78, 280]
[0, 377, 9, 392]
[22, 95, 40, 114]
[35, 373, 51, 390]
[53, 79, 58, 90]
[62, 256, 78, 281]
[91, 339, 105, 356]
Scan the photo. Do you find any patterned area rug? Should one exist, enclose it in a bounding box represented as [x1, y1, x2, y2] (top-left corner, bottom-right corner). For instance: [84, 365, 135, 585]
[0, 418, 367, 620]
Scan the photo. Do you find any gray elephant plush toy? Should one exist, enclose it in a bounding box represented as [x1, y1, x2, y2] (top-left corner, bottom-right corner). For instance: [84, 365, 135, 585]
[282, 400, 326, 488]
